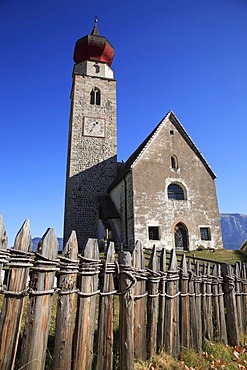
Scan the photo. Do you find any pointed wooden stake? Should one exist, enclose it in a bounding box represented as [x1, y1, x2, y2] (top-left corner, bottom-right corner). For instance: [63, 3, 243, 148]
[242, 263, 247, 333]
[132, 240, 146, 360]
[118, 250, 134, 370]
[97, 241, 115, 370]
[0, 215, 8, 289]
[194, 261, 202, 352]
[217, 264, 227, 344]
[221, 263, 239, 346]
[54, 231, 78, 370]
[20, 228, 58, 370]
[180, 254, 190, 350]
[206, 263, 213, 340]
[0, 215, 8, 249]
[0, 220, 31, 370]
[73, 238, 99, 370]
[164, 249, 180, 358]
[157, 247, 166, 351]
[212, 264, 221, 341]
[235, 262, 243, 333]
[188, 259, 198, 350]
[147, 245, 159, 358]
[201, 263, 209, 340]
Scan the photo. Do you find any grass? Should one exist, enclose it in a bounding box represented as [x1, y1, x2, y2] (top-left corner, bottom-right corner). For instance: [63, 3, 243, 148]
[134, 351, 181, 370]
[182, 249, 247, 264]
[143, 248, 247, 271]
[134, 339, 247, 370]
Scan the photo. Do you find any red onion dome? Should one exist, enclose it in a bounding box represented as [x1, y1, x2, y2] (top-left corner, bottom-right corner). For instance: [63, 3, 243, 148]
[73, 19, 114, 66]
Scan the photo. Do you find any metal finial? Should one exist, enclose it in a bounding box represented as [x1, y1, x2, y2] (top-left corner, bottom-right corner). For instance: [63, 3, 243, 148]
[91, 16, 100, 36]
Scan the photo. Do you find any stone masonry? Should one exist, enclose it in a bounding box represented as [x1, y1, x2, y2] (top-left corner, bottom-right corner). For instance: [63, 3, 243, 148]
[64, 61, 117, 249]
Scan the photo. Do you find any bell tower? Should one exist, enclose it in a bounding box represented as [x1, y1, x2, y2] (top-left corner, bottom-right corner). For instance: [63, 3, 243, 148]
[64, 19, 117, 249]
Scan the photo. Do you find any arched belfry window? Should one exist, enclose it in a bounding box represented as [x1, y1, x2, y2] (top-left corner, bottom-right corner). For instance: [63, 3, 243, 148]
[171, 155, 178, 170]
[168, 183, 186, 200]
[90, 88, 101, 105]
[93, 64, 100, 73]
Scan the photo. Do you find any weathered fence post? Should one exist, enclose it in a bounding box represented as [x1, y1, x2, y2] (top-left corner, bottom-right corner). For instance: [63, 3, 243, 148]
[0, 216, 7, 248]
[147, 245, 160, 359]
[194, 262, 202, 352]
[132, 240, 147, 360]
[96, 241, 115, 370]
[217, 264, 227, 344]
[0, 220, 32, 370]
[242, 263, 247, 333]
[201, 263, 210, 340]
[206, 263, 213, 340]
[212, 264, 221, 341]
[211, 263, 228, 344]
[188, 260, 199, 351]
[72, 238, 99, 370]
[235, 262, 244, 333]
[221, 263, 239, 346]
[118, 250, 134, 370]
[201, 263, 207, 340]
[53, 231, 78, 370]
[0, 215, 8, 288]
[157, 247, 166, 352]
[180, 254, 190, 350]
[164, 249, 180, 358]
[20, 228, 58, 370]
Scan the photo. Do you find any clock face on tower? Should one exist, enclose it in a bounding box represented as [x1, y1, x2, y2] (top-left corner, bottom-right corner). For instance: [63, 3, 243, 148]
[83, 117, 105, 138]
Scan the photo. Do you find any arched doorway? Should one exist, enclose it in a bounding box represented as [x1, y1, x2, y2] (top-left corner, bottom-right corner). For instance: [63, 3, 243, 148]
[174, 223, 189, 250]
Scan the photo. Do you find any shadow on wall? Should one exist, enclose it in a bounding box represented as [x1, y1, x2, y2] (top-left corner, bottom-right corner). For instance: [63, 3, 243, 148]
[64, 156, 117, 250]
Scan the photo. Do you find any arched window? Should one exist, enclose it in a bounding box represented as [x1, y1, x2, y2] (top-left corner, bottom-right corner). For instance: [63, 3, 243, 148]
[171, 155, 178, 170]
[168, 183, 185, 200]
[90, 88, 101, 105]
[90, 90, 95, 104]
[96, 89, 100, 105]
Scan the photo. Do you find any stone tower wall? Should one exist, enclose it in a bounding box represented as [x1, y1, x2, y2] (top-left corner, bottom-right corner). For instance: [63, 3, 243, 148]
[64, 65, 117, 249]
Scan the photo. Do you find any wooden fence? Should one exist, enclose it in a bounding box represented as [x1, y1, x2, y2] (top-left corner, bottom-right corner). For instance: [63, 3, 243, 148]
[0, 219, 246, 370]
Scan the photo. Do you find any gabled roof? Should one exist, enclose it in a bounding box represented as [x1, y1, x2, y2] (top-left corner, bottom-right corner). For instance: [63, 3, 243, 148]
[108, 110, 216, 192]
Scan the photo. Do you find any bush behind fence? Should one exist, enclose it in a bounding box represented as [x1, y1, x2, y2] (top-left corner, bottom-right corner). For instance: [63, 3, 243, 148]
[0, 219, 246, 370]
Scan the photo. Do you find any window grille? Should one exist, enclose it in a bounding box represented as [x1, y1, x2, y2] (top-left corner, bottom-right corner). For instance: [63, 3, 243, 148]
[148, 226, 159, 240]
[200, 227, 211, 240]
[168, 184, 185, 200]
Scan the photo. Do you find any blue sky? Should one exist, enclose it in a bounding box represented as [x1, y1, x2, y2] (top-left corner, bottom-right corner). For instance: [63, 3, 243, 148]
[1, 0, 247, 245]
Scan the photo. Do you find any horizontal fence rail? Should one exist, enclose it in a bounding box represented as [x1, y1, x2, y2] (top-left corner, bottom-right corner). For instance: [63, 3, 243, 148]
[0, 219, 246, 369]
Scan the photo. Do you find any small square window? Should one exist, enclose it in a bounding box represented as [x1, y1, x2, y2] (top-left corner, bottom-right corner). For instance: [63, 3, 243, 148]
[200, 227, 211, 241]
[148, 226, 160, 240]
[170, 130, 174, 135]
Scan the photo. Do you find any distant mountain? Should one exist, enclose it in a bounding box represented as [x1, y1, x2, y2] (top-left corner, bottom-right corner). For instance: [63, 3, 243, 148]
[32, 237, 63, 251]
[220, 213, 247, 250]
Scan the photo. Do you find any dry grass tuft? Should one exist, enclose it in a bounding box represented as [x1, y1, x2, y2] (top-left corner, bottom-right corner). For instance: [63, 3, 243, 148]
[134, 351, 182, 370]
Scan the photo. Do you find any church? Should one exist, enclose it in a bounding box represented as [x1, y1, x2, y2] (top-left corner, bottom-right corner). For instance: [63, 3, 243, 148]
[64, 20, 223, 251]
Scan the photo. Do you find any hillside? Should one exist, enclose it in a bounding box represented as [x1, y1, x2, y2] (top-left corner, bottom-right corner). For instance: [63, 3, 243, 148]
[220, 213, 247, 250]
